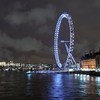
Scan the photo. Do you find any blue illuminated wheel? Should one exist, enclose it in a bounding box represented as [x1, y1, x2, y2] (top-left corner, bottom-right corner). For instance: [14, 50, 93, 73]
[54, 12, 76, 69]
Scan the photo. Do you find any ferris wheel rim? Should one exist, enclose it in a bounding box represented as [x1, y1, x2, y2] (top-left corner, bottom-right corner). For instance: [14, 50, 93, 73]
[54, 12, 75, 69]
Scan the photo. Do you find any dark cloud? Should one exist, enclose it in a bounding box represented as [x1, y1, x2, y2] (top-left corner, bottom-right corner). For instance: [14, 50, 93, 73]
[5, 5, 56, 26]
[94, 41, 100, 51]
[0, 0, 99, 63]
[0, 32, 53, 53]
[74, 40, 89, 61]
[0, 48, 13, 61]
[36, 25, 52, 34]
[0, 31, 54, 63]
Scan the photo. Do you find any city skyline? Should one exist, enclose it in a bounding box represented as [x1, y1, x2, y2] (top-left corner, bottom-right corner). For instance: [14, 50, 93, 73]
[0, 0, 100, 63]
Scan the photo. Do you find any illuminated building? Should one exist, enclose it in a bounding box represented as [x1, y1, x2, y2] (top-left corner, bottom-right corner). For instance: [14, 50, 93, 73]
[81, 49, 100, 70]
[81, 59, 96, 70]
[0, 61, 6, 67]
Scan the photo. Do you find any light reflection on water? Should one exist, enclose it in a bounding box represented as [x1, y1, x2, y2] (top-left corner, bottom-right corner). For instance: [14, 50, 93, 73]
[26, 73, 32, 96]
[0, 72, 100, 100]
[74, 74, 100, 98]
[50, 74, 64, 99]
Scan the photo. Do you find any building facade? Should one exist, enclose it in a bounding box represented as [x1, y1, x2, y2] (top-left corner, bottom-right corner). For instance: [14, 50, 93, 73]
[81, 50, 100, 70]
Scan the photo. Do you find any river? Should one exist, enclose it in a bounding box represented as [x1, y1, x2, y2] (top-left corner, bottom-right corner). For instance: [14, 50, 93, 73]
[0, 72, 100, 100]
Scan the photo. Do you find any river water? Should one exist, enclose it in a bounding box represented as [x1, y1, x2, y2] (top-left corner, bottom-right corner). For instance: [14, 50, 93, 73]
[0, 72, 100, 100]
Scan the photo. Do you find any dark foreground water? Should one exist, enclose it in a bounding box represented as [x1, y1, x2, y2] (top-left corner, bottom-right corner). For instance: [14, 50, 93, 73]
[0, 72, 100, 100]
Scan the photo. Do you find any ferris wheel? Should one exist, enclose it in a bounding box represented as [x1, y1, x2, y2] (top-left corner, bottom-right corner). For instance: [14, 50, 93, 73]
[54, 12, 76, 69]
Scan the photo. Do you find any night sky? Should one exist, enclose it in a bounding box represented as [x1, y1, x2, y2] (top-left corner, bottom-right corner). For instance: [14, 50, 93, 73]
[0, 0, 100, 64]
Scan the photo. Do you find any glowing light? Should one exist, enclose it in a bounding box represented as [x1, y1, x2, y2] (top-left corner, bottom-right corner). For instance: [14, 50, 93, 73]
[54, 12, 76, 69]
[81, 59, 96, 70]
[27, 73, 32, 80]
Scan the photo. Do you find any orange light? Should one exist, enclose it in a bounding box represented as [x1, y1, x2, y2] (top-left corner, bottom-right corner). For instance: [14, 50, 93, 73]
[81, 59, 96, 69]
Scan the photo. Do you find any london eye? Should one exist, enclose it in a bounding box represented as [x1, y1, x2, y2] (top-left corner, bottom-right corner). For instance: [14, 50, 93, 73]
[54, 12, 76, 69]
